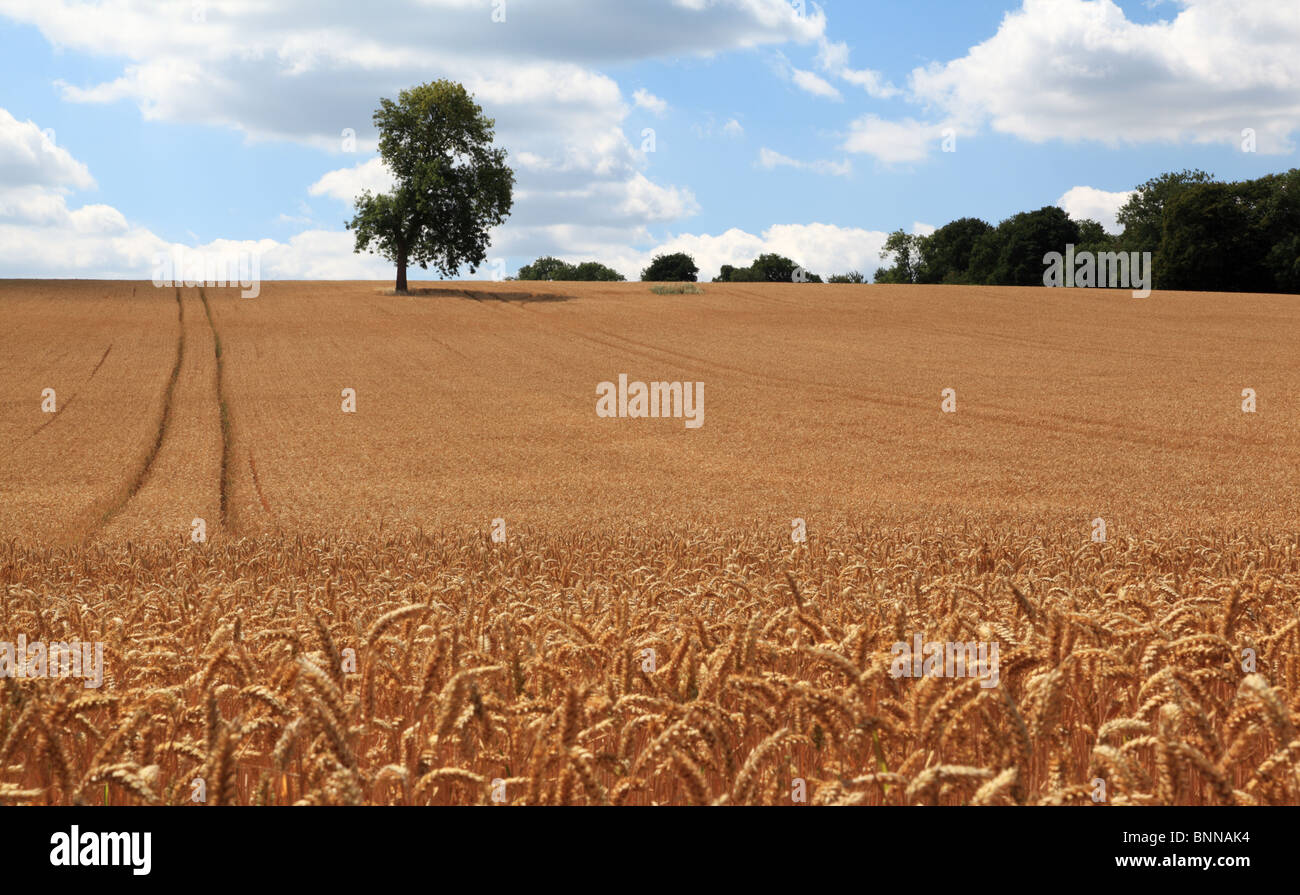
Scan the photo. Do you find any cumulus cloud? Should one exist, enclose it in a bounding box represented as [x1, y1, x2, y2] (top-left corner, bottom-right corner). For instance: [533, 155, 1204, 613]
[907, 0, 1300, 153]
[0, 181, 397, 280]
[0, 107, 400, 280]
[0, 106, 886, 286]
[598, 222, 890, 282]
[0, 103, 875, 285]
[4, 0, 828, 270]
[826, 0, 1300, 165]
[308, 158, 396, 203]
[0, 108, 95, 190]
[1056, 185, 1134, 234]
[722, 118, 744, 138]
[841, 115, 947, 164]
[12, 0, 823, 147]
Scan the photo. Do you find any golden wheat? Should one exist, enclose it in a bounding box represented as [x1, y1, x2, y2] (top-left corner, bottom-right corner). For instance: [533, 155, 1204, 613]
[0, 524, 1297, 805]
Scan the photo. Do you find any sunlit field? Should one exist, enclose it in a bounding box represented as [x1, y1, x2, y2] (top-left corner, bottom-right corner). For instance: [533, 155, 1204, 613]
[2, 281, 1298, 805]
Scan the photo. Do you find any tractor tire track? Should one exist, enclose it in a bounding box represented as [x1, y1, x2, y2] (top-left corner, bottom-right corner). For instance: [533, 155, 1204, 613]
[97, 291, 184, 529]
[199, 288, 232, 529]
[2, 343, 114, 461]
[248, 447, 273, 516]
[88, 343, 113, 378]
[538, 314, 1278, 456]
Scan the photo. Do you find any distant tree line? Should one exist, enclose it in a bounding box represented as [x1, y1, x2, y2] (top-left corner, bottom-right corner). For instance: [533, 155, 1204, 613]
[874, 168, 1300, 293]
[514, 251, 842, 284]
[714, 254, 822, 283]
[510, 167, 1299, 293]
[515, 256, 625, 281]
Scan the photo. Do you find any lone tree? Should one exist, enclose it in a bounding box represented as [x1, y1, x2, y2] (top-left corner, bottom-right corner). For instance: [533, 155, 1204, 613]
[348, 81, 514, 293]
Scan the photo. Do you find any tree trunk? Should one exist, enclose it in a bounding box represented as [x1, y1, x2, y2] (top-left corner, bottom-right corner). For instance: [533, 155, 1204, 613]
[395, 251, 408, 294]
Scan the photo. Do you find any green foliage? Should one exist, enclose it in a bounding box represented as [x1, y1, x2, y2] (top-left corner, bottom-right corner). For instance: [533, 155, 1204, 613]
[516, 258, 626, 281]
[874, 230, 922, 283]
[714, 264, 760, 282]
[1251, 168, 1300, 294]
[915, 218, 992, 284]
[1073, 218, 1118, 262]
[1115, 169, 1215, 258]
[347, 80, 515, 292]
[907, 167, 1300, 293]
[572, 261, 626, 281]
[749, 253, 800, 282]
[1156, 182, 1274, 292]
[650, 283, 704, 294]
[967, 207, 1082, 286]
[827, 271, 866, 283]
[715, 253, 821, 283]
[516, 256, 574, 280]
[1141, 168, 1300, 293]
[641, 252, 699, 282]
[1074, 218, 1108, 246]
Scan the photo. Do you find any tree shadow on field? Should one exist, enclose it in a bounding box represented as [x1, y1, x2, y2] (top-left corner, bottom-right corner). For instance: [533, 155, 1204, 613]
[382, 287, 571, 304]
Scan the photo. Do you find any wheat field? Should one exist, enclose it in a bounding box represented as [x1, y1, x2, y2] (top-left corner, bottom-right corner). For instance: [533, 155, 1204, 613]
[1, 280, 1298, 805]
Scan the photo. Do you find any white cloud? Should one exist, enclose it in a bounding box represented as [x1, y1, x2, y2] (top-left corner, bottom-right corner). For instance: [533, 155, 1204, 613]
[908, 0, 1300, 153]
[791, 67, 842, 100]
[0, 104, 869, 286]
[0, 107, 402, 280]
[815, 37, 899, 98]
[2, 0, 830, 275]
[612, 173, 700, 221]
[632, 88, 668, 116]
[0, 108, 95, 190]
[12, 0, 824, 146]
[912, 222, 937, 237]
[841, 115, 945, 164]
[0, 179, 396, 280]
[722, 118, 744, 138]
[0, 108, 881, 286]
[308, 158, 396, 203]
[1056, 185, 1134, 234]
[258, 230, 393, 280]
[607, 222, 890, 282]
[757, 147, 851, 176]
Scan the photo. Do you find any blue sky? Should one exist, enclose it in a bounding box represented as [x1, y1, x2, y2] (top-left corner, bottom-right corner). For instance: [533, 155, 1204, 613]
[1, 0, 1296, 281]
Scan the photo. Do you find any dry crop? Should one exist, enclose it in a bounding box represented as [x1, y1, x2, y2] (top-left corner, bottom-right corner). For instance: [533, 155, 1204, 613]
[1, 281, 1298, 805]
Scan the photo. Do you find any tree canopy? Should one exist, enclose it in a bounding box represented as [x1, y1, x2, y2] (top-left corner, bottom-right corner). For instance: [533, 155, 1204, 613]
[916, 218, 992, 284]
[516, 257, 625, 281]
[641, 252, 699, 282]
[348, 80, 514, 293]
[712, 253, 822, 283]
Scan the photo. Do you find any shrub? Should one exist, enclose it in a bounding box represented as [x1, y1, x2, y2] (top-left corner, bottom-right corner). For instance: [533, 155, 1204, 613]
[517, 256, 576, 281]
[572, 261, 626, 282]
[641, 252, 699, 282]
